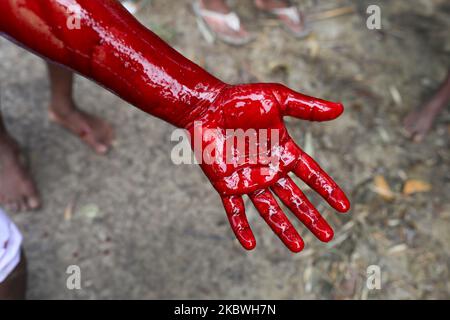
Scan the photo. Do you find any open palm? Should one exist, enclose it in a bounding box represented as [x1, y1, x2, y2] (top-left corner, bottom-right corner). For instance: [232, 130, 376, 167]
[187, 83, 350, 252]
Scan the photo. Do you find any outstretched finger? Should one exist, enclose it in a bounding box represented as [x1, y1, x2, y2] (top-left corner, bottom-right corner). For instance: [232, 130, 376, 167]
[271, 176, 334, 242]
[273, 84, 344, 121]
[294, 150, 350, 213]
[249, 189, 304, 253]
[221, 195, 256, 250]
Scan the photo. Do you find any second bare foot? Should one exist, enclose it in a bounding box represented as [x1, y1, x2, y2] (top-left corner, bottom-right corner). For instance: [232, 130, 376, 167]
[403, 109, 437, 142]
[404, 74, 450, 142]
[49, 100, 114, 155]
[0, 136, 40, 212]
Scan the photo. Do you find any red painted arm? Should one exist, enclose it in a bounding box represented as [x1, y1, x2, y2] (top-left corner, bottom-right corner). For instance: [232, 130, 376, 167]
[0, 0, 350, 252]
[0, 0, 224, 128]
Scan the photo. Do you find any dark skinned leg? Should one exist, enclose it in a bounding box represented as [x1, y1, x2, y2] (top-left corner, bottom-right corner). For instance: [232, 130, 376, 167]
[404, 70, 450, 142]
[0, 112, 40, 212]
[47, 62, 114, 155]
[0, 250, 27, 300]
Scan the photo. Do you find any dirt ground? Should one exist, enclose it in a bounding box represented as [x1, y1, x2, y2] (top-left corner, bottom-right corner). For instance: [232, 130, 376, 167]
[0, 0, 449, 299]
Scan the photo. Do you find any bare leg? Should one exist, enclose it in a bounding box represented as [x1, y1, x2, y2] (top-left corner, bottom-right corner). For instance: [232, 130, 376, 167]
[0, 113, 40, 212]
[404, 70, 450, 142]
[0, 251, 27, 300]
[47, 62, 114, 154]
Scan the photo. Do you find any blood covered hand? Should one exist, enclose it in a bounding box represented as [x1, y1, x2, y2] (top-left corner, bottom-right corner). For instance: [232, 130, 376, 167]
[189, 83, 350, 252]
[0, 0, 350, 253]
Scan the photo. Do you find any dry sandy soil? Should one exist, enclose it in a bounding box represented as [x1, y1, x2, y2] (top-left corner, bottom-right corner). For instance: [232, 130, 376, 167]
[0, 0, 449, 299]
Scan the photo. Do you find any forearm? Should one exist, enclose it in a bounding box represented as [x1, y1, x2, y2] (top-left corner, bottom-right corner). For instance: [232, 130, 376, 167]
[0, 0, 225, 128]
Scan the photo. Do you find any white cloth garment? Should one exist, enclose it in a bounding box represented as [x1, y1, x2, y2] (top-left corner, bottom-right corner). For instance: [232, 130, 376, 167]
[0, 208, 22, 283]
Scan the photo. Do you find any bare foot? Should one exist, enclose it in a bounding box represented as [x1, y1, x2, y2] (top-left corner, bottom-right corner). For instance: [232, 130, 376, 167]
[404, 72, 450, 142]
[49, 100, 114, 155]
[0, 136, 40, 212]
[403, 109, 437, 142]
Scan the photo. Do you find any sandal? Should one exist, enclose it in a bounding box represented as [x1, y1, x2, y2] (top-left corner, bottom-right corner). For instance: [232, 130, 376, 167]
[192, 0, 255, 46]
[260, 4, 311, 39]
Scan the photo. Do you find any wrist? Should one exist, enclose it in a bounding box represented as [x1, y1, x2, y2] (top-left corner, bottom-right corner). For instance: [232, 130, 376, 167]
[173, 78, 229, 129]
